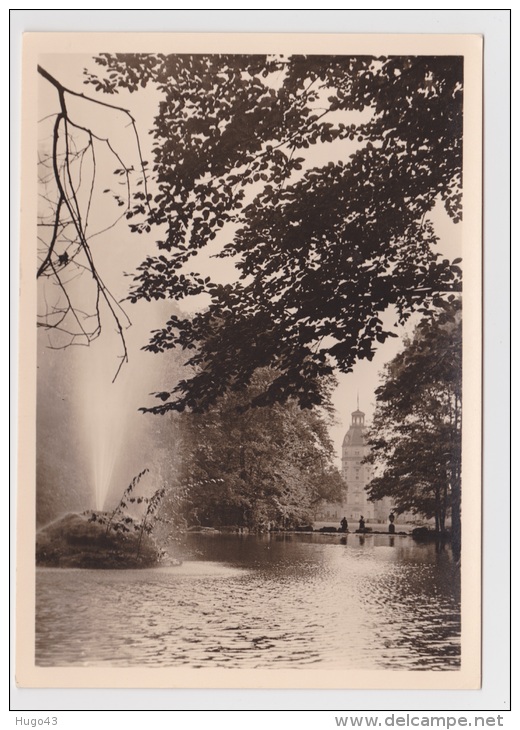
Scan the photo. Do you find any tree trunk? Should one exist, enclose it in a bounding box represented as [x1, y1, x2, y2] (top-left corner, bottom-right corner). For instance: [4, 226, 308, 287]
[451, 469, 461, 562]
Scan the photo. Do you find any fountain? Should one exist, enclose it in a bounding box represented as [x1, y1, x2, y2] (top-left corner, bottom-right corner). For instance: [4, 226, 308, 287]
[78, 345, 134, 512]
[36, 340, 171, 569]
[35, 510, 165, 569]
[35, 463, 169, 569]
[88, 389, 127, 511]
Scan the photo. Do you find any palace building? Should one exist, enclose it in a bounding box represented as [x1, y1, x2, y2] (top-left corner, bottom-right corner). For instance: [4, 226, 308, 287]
[315, 405, 391, 524]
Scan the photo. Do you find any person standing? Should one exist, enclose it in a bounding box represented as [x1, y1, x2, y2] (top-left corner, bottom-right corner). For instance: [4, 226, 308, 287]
[388, 512, 395, 534]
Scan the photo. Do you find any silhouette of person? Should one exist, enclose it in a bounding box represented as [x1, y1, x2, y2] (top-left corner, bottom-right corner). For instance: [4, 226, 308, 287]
[359, 515, 365, 531]
[388, 512, 395, 534]
[340, 516, 348, 533]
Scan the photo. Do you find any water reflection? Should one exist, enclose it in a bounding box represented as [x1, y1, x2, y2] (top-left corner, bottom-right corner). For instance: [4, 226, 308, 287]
[36, 532, 460, 670]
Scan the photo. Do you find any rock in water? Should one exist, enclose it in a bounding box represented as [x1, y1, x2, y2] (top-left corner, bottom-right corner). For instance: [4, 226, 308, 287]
[36, 511, 164, 569]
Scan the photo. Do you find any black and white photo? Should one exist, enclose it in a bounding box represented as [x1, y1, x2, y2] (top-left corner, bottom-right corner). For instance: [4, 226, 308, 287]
[16, 32, 483, 690]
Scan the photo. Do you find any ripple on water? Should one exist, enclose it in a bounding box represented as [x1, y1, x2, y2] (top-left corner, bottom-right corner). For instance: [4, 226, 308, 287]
[36, 535, 460, 670]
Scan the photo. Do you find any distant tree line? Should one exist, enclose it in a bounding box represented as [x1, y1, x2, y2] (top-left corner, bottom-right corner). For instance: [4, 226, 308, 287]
[163, 369, 344, 530]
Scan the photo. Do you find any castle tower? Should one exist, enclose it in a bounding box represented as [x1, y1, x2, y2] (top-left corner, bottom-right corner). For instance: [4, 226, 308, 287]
[341, 407, 374, 520]
[313, 401, 391, 525]
[341, 405, 392, 522]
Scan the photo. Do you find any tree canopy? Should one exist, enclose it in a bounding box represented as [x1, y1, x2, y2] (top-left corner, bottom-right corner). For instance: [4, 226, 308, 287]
[365, 303, 462, 550]
[38, 53, 463, 410]
[170, 368, 344, 529]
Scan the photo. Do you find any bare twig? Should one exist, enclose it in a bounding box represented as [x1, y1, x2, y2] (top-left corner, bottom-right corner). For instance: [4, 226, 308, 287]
[37, 64, 151, 378]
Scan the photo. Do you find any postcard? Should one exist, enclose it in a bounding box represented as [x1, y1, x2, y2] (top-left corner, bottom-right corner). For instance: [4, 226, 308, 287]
[16, 32, 482, 689]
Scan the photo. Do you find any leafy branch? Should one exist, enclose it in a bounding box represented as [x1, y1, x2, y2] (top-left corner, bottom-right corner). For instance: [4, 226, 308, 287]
[87, 468, 169, 560]
[84, 54, 464, 411]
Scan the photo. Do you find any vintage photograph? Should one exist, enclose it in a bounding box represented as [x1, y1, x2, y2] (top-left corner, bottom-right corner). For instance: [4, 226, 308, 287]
[17, 33, 482, 689]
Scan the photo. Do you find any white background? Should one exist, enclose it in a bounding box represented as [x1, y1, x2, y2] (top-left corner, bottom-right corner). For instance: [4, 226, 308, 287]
[9, 7, 511, 721]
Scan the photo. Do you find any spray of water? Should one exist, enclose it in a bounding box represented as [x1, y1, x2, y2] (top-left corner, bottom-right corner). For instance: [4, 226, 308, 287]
[79, 345, 133, 512]
[89, 392, 127, 511]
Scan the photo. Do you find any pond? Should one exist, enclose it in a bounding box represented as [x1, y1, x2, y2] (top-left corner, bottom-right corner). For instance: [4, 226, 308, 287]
[35, 531, 460, 670]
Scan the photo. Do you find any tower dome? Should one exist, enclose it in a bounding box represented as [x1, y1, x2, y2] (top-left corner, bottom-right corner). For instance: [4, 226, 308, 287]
[342, 408, 366, 447]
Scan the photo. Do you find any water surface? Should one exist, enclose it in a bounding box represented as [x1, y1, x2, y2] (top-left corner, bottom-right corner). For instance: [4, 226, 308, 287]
[36, 532, 460, 670]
